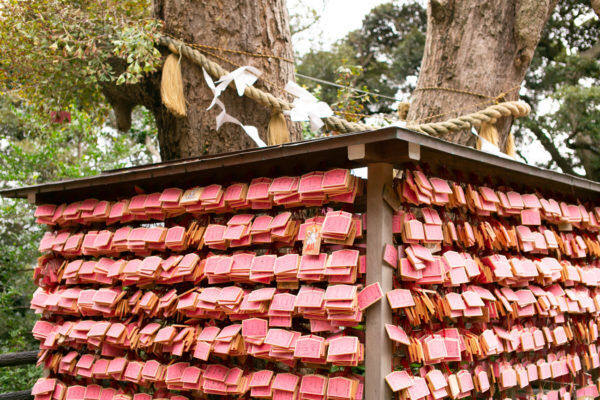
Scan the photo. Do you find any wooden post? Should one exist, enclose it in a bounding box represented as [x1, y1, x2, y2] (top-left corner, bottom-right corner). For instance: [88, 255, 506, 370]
[365, 163, 393, 400]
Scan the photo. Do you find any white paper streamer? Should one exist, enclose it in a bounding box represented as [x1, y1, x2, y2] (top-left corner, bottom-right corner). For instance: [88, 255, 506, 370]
[284, 81, 334, 131]
[218, 66, 262, 96]
[206, 66, 262, 111]
[203, 68, 266, 148]
[470, 126, 512, 159]
[390, 120, 407, 128]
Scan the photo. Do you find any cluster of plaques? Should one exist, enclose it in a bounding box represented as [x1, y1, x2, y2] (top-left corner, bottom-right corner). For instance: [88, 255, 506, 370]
[30, 169, 383, 400]
[383, 169, 600, 400]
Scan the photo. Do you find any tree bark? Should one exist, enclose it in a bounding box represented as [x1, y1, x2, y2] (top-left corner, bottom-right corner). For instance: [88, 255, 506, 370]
[0, 391, 32, 400]
[103, 0, 300, 161]
[0, 351, 37, 367]
[592, 0, 600, 17]
[570, 136, 600, 180]
[408, 0, 557, 149]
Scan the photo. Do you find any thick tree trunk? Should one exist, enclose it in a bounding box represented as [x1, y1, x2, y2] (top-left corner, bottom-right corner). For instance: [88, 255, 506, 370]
[407, 0, 557, 150]
[104, 0, 300, 161]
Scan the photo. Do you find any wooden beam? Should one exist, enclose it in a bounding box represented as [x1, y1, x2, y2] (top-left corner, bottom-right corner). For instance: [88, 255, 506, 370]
[0, 351, 38, 367]
[347, 144, 366, 161]
[0, 390, 33, 400]
[408, 142, 420, 161]
[6, 126, 600, 203]
[365, 163, 394, 400]
[26, 192, 36, 205]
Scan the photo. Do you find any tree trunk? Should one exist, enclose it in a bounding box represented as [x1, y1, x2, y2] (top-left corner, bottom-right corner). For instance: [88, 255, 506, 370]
[104, 0, 300, 161]
[407, 0, 557, 150]
[572, 136, 600, 180]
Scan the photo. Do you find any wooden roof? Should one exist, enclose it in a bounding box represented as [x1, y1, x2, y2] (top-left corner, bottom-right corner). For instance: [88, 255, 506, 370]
[2, 127, 599, 204]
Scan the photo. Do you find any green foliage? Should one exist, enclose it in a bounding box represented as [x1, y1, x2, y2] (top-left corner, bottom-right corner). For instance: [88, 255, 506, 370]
[297, 45, 355, 112]
[288, 0, 325, 37]
[331, 62, 373, 122]
[0, 365, 41, 391]
[0, 187, 44, 391]
[296, 1, 426, 114]
[0, 198, 40, 352]
[516, 0, 600, 179]
[0, 96, 158, 391]
[0, 101, 157, 183]
[0, 0, 162, 118]
[553, 85, 600, 143]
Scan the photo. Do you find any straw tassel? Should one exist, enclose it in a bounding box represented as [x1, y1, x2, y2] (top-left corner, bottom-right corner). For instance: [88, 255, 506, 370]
[504, 131, 516, 158]
[268, 112, 291, 145]
[477, 121, 516, 158]
[160, 54, 187, 117]
[397, 102, 410, 121]
[477, 122, 500, 149]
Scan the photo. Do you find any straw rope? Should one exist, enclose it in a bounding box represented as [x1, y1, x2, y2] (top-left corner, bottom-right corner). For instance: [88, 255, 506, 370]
[408, 101, 531, 136]
[158, 35, 530, 136]
[159, 36, 371, 133]
[408, 84, 522, 124]
[413, 84, 521, 102]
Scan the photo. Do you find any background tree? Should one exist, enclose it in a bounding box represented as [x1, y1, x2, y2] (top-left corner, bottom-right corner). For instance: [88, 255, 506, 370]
[516, 0, 600, 179]
[0, 0, 299, 160]
[407, 0, 558, 150]
[298, 0, 600, 180]
[297, 2, 426, 114]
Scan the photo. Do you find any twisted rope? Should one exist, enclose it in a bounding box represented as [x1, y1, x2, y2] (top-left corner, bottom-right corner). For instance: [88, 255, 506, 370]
[158, 36, 530, 137]
[406, 101, 531, 136]
[159, 36, 371, 133]
[161, 33, 295, 64]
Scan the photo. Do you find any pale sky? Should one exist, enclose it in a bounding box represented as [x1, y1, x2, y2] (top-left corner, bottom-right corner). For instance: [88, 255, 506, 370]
[290, 0, 392, 55]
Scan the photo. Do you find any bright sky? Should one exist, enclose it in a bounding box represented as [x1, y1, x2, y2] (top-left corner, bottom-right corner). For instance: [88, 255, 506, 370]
[290, 0, 391, 55]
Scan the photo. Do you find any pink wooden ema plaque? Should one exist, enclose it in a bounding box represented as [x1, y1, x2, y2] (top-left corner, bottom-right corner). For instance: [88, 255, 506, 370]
[357, 282, 383, 311]
[387, 288, 415, 309]
[385, 370, 412, 392]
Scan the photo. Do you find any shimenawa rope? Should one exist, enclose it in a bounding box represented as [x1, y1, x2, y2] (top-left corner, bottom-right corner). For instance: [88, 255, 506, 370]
[158, 36, 530, 137]
[159, 36, 371, 133]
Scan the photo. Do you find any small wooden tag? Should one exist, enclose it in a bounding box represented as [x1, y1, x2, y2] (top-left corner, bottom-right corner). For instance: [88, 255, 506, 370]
[277, 281, 299, 290]
[383, 184, 402, 212]
[302, 223, 322, 255]
[558, 222, 573, 232]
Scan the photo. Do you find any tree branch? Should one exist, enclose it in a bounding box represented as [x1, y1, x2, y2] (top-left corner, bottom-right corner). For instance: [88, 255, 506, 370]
[514, 0, 559, 67]
[100, 56, 163, 132]
[567, 141, 600, 154]
[0, 351, 38, 367]
[582, 38, 600, 59]
[592, 0, 600, 18]
[145, 134, 161, 162]
[566, 129, 580, 143]
[528, 124, 579, 175]
[516, 149, 529, 164]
